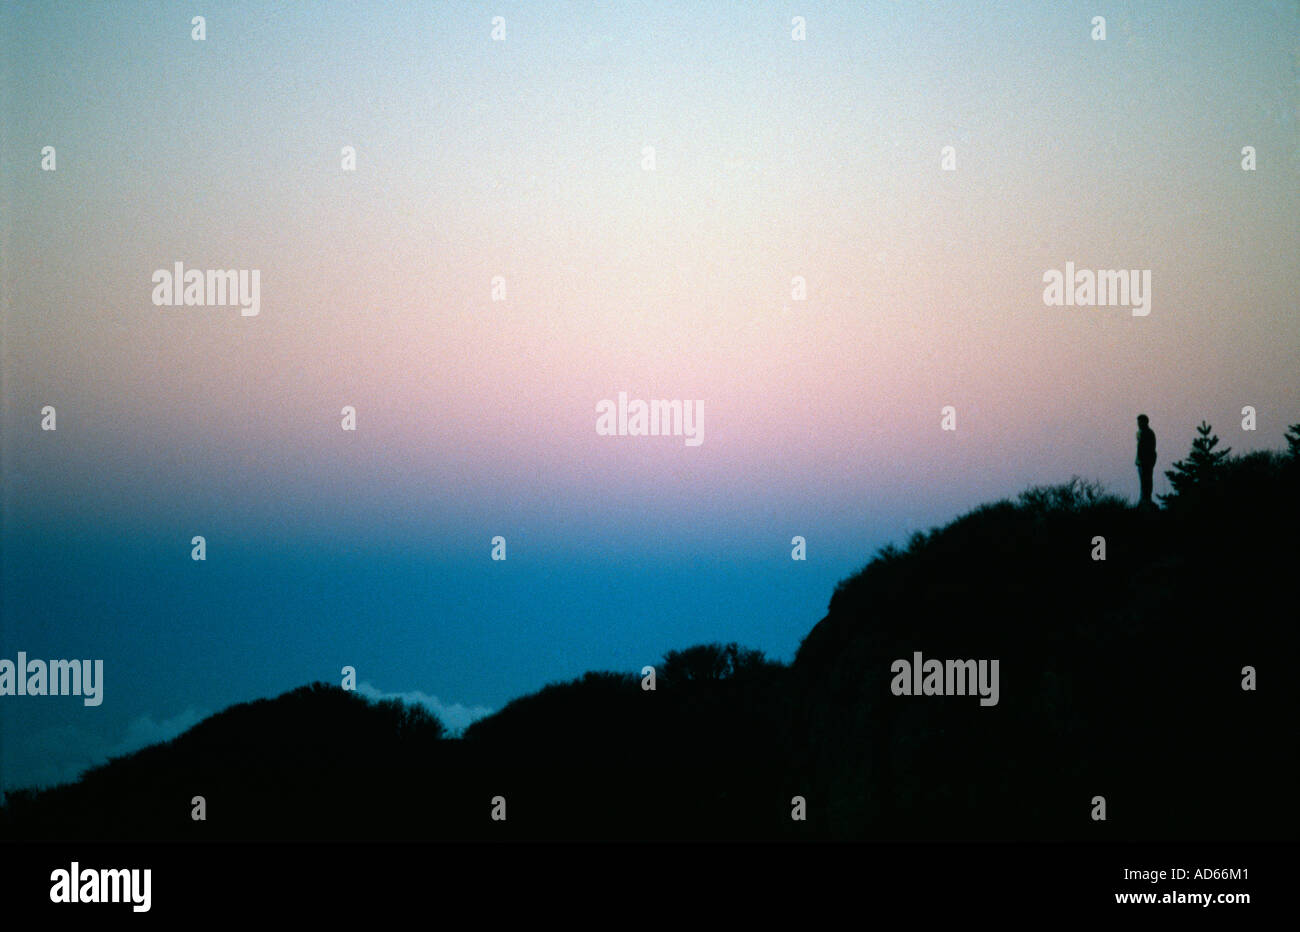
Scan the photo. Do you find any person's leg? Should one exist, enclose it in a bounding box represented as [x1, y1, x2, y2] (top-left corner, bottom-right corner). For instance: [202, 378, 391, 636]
[1139, 464, 1153, 505]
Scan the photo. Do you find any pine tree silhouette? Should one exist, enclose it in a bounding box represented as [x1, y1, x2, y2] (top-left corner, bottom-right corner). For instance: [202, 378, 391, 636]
[1159, 420, 1232, 507]
[1285, 422, 1300, 459]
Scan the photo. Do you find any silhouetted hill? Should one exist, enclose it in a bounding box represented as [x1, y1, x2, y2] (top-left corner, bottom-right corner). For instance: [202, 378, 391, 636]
[2, 683, 447, 839]
[790, 459, 1300, 839]
[5, 445, 1298, 841]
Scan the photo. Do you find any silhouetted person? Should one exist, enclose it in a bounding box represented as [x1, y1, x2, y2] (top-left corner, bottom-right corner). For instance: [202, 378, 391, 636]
[1136, 414, 1157, 508]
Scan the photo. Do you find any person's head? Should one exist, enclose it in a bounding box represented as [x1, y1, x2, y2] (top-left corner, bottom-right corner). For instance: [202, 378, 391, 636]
[1137, 414, 1149, 427]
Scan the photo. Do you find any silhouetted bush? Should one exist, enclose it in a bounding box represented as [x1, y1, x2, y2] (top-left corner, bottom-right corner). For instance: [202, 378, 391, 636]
[1017, 475, 1124, 513]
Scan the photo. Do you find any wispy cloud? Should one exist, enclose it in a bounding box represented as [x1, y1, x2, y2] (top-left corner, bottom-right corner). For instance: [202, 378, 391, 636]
[355, 682, 492, 735]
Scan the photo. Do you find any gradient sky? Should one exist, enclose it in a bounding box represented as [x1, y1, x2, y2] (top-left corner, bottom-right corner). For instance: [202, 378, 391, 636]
[2, 0, 1297, 791]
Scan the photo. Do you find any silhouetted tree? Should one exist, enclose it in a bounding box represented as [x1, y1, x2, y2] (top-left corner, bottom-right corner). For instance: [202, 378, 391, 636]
[1160, 421, 1231, 507]
[1286, 423, 1300, 459]
[372, 697, 446, 740]
[660, 642, 772, 684]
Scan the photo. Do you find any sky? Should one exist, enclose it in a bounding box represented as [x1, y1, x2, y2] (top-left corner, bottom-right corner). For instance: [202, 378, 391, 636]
[2, 0, 1297, 792]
